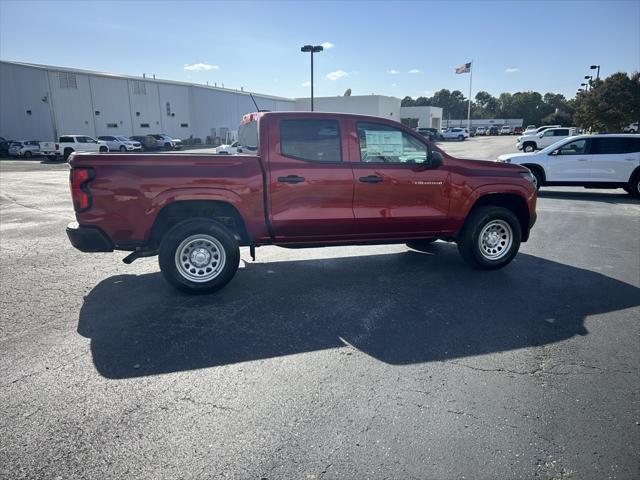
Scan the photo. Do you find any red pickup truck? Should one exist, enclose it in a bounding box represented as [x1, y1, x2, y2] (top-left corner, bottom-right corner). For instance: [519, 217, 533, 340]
[67, 112, 537, 293]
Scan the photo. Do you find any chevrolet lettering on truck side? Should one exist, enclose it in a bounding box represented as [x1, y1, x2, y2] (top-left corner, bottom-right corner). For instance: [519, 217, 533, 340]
[66, 112, 538, 294]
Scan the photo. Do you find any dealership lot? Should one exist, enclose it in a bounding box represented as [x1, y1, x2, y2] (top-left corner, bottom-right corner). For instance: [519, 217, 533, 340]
[1, 137, 639, 479]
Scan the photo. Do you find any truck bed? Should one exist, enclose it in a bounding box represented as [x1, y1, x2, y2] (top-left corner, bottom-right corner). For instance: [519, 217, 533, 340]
[69, 152, 268, 247]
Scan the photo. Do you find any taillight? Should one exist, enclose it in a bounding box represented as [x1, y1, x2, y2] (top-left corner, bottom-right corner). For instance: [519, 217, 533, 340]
[70, 167, 94, 212]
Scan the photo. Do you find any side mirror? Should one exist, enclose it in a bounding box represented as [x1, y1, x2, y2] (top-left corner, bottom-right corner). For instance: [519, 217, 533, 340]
[549, 150, 558, 156]
[430, 150, 444, 168]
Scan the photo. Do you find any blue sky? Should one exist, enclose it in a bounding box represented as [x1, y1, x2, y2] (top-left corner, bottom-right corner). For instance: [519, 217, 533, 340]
[1, 0, 638, 100]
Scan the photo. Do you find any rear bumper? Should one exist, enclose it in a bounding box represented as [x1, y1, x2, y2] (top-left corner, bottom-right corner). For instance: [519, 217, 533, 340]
[66, 222, 113, 252]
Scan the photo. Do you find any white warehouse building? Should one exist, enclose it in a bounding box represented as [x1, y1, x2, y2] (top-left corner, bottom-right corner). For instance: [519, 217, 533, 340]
[0, 60, 294, 143]
[1, 60, 446, 144]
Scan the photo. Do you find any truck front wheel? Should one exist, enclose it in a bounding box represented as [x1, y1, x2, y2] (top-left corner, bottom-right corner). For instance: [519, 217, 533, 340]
[456, 206, 522, 270]
[159, 219, 240, 294]
[523, 142, 536, 153]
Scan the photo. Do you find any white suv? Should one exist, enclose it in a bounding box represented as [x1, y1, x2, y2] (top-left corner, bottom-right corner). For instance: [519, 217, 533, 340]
[441, 128, 469, 141]
[517, 127, 576, 152]
[498, 134, 640, 196]
[98, 136, 142, 152]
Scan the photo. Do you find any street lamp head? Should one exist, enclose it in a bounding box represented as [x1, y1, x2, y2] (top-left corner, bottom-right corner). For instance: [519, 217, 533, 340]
[590, 65, 599, 69]
[301, 45, 313, 52]
[312, 45, 324, 53]
[584, 75, 592, 80]
[581, 83, 587, 86]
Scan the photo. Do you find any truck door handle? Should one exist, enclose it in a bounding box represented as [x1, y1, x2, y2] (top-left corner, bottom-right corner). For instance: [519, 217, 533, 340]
[359, 175, 383, 184]
[277, 175, 305, 184]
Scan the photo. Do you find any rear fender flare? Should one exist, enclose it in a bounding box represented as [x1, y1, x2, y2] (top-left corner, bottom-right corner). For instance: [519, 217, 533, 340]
[148, 187, 258, 236]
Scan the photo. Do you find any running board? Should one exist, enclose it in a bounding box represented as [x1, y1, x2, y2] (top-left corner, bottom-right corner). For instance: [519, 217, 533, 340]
[122, 248, 159, 264]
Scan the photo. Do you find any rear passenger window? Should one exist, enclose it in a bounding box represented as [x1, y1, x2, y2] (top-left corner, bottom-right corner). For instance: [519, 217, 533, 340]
[280, 119, 341, 162]
[593, 138, 625, 154]
[554, 129, 569, 136]
[622, 137, 640, 153]
[59, 136, 74, 143]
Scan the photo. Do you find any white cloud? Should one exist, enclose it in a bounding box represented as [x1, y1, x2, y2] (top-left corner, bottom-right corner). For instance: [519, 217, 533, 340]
[184, 63, 218, 71]
[301, 81, 311, 87]
[505, 68, 520, 73]
[408, 69, 421, 74]
[326, 70, 348, 80]
[321, 42, 334, 49]
[391, 83, 397, 87]
[387, 69, 400, 74]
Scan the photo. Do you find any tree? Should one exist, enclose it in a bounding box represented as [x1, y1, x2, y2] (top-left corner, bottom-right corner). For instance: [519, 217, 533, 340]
[573, 72, 640, 132]
[401, 96, 415, 107]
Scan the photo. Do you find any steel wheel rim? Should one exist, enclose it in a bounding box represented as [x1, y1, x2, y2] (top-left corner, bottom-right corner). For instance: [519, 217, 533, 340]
[478, 219, 513, 261]
[532, 173, 539, 189]
[174, 234, 226, 283]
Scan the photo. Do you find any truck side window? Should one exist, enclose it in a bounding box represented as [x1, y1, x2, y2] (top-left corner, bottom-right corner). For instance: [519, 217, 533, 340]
[280, 119, 341, 162]
[357, 122, 428, 164]
[59, 136, 74, 143]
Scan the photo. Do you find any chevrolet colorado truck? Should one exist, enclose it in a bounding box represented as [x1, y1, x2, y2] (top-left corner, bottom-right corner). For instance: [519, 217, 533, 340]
[66, 112, 537, 293]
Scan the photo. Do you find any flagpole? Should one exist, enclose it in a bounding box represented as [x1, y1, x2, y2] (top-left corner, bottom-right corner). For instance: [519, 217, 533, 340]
[467, 61, 473, 132]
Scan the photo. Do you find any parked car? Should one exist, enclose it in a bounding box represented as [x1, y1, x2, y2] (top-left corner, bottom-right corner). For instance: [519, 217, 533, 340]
[8, 140, 40, 158]
[487, 126, 500, 136]
[0, 137, 12, 156]
[500, 126, 512, 135]
[66, 111, 537, 294]
[214, 141, 244, 154]
[513, 127, 524, 135]
[498, 134, 640, 196]
[129, 135, 157, 151]
[623, 122, 638, 133]
[150, 134, 182, 150]
[97, 136, 142, 152]
[416, 127, 443, 141]
[523, 125, 561, 137]
[524, 125, 537, 134]
[516, 127, 577, 152]
[475, 127, 486, 136]
[441, 127, 469, 141]
[39, 135, 109, 161]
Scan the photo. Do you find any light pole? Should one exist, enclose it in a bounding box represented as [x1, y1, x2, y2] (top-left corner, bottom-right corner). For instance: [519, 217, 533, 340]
[584, 75, 593, 88]
[301, 44, 323, 111]
[590, 65, 600, 80]
[581, 82, 589, 92]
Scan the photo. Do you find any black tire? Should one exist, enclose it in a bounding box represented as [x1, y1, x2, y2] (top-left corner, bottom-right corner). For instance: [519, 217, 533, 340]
[159, 219, 240, 294]
[458, 135, 464, 141]
[47, 155, 59, 162]
[164, 142, 172, 150]
[627, 175, 640, 198]
[99, 146, 108, 153]
[24, 151, 32, 158]
[119, 145, 126, 152]
[63, 148, 74, 161]
[528, 167, 543, 191]
[523, 142, 536, 153]
[457, 206, 522, 270]
[407, 239, 438, 252]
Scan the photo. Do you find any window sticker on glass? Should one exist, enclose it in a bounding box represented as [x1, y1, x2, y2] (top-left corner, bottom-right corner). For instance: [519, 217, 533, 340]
[364, 130, 403, 157]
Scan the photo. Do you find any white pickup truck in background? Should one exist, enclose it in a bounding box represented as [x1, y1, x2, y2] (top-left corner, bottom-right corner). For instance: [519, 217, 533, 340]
[516, 127, 577, 152]
[40, 135, 108, 161]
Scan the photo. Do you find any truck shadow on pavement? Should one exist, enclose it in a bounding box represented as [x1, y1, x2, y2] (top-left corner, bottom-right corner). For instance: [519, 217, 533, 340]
[77, 245, 640, 379]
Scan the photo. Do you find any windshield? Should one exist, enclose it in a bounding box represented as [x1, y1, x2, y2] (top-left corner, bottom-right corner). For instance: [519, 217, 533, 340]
[117, 136, 130, 142]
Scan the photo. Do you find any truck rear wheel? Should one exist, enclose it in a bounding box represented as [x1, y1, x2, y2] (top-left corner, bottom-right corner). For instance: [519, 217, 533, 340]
[456, 206, 522, 270]
[159, 219, 240, 294]
[63, 148, 74, 161]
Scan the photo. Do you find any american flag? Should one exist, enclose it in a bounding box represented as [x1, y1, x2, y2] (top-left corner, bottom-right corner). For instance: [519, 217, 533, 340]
[455, 62, 471, 74]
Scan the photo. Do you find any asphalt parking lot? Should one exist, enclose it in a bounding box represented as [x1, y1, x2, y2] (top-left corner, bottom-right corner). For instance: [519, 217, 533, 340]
[1, 136, 639, 479]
